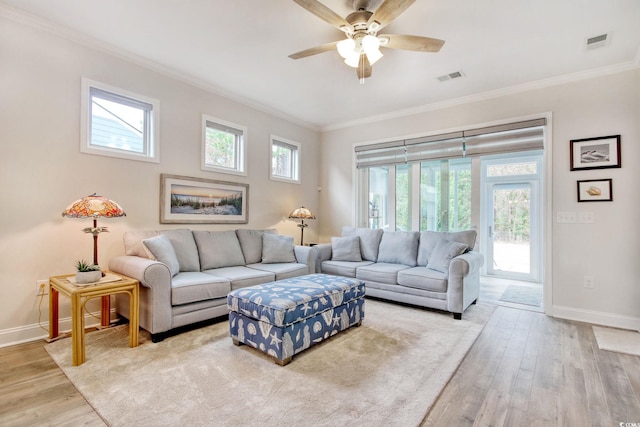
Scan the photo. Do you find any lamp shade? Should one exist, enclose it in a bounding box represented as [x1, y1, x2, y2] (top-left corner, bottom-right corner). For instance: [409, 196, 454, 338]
[288, 206, 316, 220]
[62, 193, 126, 219]
[337, 38, 356, 59]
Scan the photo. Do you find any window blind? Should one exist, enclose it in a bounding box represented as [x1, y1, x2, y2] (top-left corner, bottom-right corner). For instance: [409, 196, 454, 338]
[464, 119, 546, 157]
[355, 118, 546, 168]
[355, 140, 406, 168]
[405, 132, 464, 163]
[273, 139, 298, 151]
[205, 120, 244, 136]
[90, 87, 153, 111]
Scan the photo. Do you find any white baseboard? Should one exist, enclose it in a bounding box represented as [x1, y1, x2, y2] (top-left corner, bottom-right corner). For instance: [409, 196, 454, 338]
[551, 305, 640, 331]
[0, 310, 115, 348]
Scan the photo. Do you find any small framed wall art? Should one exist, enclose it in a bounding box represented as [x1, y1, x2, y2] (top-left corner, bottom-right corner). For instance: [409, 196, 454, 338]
[570, 135, 621, 171]
[577, 179, 612, 202]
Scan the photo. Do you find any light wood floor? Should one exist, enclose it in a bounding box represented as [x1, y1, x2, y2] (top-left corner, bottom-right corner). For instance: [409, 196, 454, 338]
[1, 292, 638, 426]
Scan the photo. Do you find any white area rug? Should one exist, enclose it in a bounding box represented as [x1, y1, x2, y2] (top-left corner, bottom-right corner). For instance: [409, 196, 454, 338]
[46, 300, 494, 427]
[593, 326, 640, 357]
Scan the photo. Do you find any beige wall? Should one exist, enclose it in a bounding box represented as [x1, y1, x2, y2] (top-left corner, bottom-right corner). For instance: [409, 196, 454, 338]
[0, 16, 320, 345]
[320, 69, 640, 329]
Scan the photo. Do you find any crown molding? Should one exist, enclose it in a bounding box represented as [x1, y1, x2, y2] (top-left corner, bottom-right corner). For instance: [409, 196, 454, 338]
[322, 60, 640, 132]
[0, 4, 320, 132]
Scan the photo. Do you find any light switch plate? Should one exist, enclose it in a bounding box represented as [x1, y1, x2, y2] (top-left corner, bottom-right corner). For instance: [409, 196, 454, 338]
[557, 212, 576, 223]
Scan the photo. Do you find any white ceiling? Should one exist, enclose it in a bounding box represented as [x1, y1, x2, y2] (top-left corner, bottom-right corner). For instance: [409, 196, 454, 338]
[3, 0, 640, 130]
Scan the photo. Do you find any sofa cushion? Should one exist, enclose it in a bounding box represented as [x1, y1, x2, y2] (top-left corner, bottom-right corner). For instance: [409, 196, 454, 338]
[171, 272, 231, 305]
[204, 266, 275, 290]
[236, 229, 277, 265]
[356, 262, 411, 285]
[397, 267, 449, 293]
[321, 260, 374, 278]
[194, 230, 246, 270]
[331, 236, 362, 262]
[161, 229, 201, 272]
[247, 262, 309, 281]
[417, 230, 477, 266]
[124, 230, 159, 258]
[262, 234, 296, 264]
[143, 234, 180, 277]
[426, 239, 469, 273]
[376, 231, 419, 267]
[342, 226, 384, 262]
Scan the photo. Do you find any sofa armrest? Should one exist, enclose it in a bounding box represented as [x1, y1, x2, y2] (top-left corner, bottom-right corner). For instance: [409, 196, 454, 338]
[314, 243, 333, 273]
[109, 255, 173, 334]
[449, 251, 484, 277]
[294, 245, 318, 274]
[446, 251, 484, 315]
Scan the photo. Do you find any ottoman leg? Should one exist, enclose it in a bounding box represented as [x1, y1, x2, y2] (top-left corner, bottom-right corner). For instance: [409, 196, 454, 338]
[276, 356, 292, 366]
[232, 338, 242, 346]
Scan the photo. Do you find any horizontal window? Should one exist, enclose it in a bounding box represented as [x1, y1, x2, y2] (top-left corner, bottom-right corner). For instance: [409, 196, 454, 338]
[81, 78, 159, 163]
[202, 115, 247, 176]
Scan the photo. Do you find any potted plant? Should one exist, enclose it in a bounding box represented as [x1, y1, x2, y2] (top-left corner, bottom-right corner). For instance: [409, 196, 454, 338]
[75, 260, 102, 284]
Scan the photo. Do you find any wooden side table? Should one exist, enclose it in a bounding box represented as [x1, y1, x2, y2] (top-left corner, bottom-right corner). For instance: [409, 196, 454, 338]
[49, 272, 140, 366]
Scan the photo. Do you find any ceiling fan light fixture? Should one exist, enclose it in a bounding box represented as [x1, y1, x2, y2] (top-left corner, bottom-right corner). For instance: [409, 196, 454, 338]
[362, 35, 383, 65]
[337, 38, 356, 59]
[344, 52, 361, 68]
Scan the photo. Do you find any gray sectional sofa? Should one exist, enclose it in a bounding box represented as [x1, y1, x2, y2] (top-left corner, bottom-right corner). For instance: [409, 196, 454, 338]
[316, 227, 483, 319]
[108, 228, 317, 341]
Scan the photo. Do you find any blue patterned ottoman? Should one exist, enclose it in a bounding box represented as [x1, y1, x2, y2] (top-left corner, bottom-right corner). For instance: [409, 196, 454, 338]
[227, 274, 365, 365]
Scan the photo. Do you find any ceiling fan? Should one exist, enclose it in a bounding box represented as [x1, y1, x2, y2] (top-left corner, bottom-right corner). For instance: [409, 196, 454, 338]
[289, 0, 445, 82]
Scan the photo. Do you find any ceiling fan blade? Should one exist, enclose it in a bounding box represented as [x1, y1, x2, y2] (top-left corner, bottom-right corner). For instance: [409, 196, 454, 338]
[380, 34, 445, 52]
[368, 0, 416, 30]
[289, 41, 339, 59]
[292, 0, 350, 30]
[356, 55, 372, 80]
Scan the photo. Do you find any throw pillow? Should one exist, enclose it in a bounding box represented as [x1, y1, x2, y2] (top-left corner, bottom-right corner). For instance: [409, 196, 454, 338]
[262, 234, 297, 264]
[123, 230, 159, 259]
[426, 239, 469, 273]
[143, 234, 180, 277]
[193, 230, 246, 270]
[417, 230, 477, 266]
[236, 229, 277, 264]
[331, 235, 362, 262]
[342, 226, 384, 261]
[161, 229, 201, 272]
[376, 231, 419, 267]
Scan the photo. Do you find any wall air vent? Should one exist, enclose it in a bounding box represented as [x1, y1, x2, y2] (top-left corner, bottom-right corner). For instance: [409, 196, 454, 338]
[437, 71, 465, 82]
[585, 33, 608, 50]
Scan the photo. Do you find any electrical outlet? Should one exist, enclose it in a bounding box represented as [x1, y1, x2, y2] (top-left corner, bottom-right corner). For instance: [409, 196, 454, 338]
[583, 275, 594, 289]
[36, 280, 48, 296]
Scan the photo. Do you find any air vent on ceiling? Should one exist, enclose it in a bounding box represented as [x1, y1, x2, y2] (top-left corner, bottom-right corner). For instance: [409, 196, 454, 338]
[437, 71, 465, 82]
[585, 33, 608, 50]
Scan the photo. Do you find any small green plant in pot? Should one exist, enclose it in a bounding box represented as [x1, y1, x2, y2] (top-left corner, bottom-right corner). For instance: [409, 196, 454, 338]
[75, 260, 102, 284]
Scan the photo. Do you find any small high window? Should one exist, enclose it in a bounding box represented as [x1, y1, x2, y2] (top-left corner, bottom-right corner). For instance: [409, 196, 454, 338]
[81, 78, 159, 163]
[270, 136, 300, 183]
[202, 116, 247, 175]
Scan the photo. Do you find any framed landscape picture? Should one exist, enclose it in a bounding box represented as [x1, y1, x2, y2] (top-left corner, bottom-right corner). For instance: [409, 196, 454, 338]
[570, 135, 621, 171]
[577, 179, 612, 202]
[160, 174, 248, 223]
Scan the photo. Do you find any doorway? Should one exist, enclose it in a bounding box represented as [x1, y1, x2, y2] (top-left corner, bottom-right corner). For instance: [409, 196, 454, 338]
[481, 153, 543, 284]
